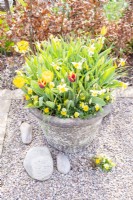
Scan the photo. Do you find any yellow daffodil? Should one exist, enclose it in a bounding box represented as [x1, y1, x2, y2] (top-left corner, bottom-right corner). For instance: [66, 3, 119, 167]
[24, 94, 30, 100]
[90, 90, 98, 97]
[61, 108, 67, 116]
[74, 112, 79, 118]
[119, 58, 126, 67]
[57, 104, 61, 111]
[57, 84, 69, 93]
[49, 82, 55, 89]
[28, 88, 33, 95]
[95, 104, 100, 111]
[52, 64, 61, 71]
[44, 107, 49, 114]
[88, 44, 95, 56]
[83, 105, 89, 112]
[42, 71, 54, 83]
[14, 41, 29, 54]
[98, 89, 106, 95]
[101, 26, 107, 36]
[72, 62, 82, 70]
[13, 76, 25, 88]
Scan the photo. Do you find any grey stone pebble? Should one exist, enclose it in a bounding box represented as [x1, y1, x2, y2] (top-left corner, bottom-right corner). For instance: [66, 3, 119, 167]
[57, 153, 71, 174]
[23, 146, 53, 181]
[20, 122, 32, 144]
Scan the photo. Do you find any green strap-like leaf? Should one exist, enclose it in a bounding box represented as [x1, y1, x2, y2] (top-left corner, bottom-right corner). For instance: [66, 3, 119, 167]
[91, 97, 106, 106]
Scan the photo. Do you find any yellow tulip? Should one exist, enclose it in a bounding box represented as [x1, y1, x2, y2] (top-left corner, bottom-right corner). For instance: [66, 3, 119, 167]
[101, 26, 107, 36]
[13, 76, 25, 88]
[42, 71, 54, 83]
[15, 41, 29, 53]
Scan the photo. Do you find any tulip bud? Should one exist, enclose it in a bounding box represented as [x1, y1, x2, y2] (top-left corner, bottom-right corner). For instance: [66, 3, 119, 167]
[68, 72, 76, 82]
[38, 79, 46, 88]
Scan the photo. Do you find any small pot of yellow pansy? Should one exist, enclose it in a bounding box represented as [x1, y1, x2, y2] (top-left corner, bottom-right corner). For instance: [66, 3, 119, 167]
[92, 155, 116, 172]
[13, 29, 127, 153]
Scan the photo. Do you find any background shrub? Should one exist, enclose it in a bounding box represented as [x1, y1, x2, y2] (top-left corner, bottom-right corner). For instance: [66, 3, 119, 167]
[0, 0, 132, 53]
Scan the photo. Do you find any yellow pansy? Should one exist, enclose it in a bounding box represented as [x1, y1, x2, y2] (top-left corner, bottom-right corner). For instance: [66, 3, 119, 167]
[57, 104, 61, 111]
[42, 71, 54, 83]
[13, 76, 25, 88]
[49, 82, 55, 89]
[74, 112, 79, 118]
[83, 105, 89, 112]
[44, 107, 49, 114]
[95, 158, 101, 165]
[28, 88, 33, 95]
[25, 94, 30, 100]
[15, 41, 29, 53]
[95, 104, 100, 111]
[61, 108, 67, 116]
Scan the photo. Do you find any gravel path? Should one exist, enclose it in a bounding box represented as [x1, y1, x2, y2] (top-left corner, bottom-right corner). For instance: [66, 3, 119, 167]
[1, 97, 133, 200]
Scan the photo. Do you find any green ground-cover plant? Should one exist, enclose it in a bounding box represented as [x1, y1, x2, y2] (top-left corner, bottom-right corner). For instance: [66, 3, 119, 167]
[13, 33, 127, 118]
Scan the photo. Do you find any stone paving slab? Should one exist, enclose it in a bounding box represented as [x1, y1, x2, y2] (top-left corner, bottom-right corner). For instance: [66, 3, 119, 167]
[0, 100, 11, 114]
[0, 127, 6, 145]
[0, 89, 24, 100]
[114, 87, 133, 98]
[0, 89, 12, 100]
[0, 89, 24, 156]
[0, 115, 8, 128]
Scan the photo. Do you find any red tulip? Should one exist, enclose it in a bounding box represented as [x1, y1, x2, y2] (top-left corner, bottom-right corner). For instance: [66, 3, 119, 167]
[38, 79, 46, 88]
[68, 72, 76, 82]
